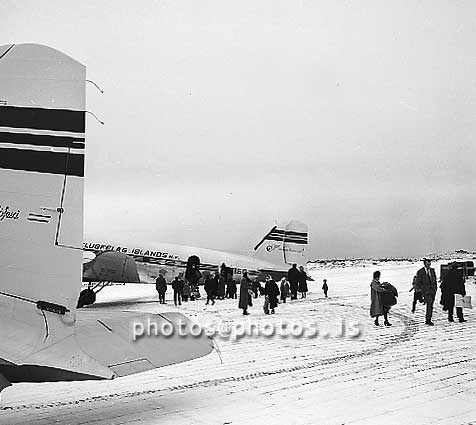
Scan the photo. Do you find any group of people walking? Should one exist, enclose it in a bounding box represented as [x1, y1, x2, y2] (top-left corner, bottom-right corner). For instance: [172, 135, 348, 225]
[410, 258, 467, 324]
[238, 271, 281, 315]
[203, 270, 238, 305]
[238, 264, 317, 315]
[158, 257, 470, 329]
[157, 257, 471, 331]
[370, 258, 469, 327]
[157, 261, 330, 314]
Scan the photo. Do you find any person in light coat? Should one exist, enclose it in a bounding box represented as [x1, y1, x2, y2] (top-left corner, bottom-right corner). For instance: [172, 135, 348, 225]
[370, 270, 391, 326]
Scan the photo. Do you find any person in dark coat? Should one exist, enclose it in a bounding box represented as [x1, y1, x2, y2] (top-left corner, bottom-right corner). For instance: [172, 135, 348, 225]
[185, 256, 202, 301]
[280, 277, 290, 303]
[227, 279, 237, 299]
[370, 271, 392, 326]
[440, 263, 467, 323]
[225, 268, 237, 298]
[415, 259, 438, 326]
[212, 272, 220, 300]
[264, 275, 280, 314]
[155, 274, 167, 304]
[239, 270, 252, 315]
[322, 279, 328, 298]
[298, 266, 309, 298]
[219, 263, 228, 300]
[204, 274, 217, 305]
[288, 264, 300, 300]
[216, 274, 226, 300]
[172, 276, 184, 306]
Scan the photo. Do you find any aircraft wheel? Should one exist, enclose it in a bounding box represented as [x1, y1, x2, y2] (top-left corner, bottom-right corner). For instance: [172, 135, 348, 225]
[77, 288, 97, 308]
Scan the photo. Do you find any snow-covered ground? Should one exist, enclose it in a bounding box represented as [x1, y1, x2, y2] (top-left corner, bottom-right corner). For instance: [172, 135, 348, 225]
[1, 260, 475, 424]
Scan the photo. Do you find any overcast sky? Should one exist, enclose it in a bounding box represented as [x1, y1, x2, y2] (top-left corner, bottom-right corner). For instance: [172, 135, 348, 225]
[2, 1, 476, 258]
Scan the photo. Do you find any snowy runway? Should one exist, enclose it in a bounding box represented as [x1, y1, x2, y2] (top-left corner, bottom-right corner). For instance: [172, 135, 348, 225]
[1, 262, 475, 424]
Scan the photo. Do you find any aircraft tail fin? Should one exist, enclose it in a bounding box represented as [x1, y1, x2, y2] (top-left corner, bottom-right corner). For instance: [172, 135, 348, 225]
[253, 220, 309, 265]
[0, 43, 91, 375]
[0, 45, 213, 391]
[0, 43, 85, 311]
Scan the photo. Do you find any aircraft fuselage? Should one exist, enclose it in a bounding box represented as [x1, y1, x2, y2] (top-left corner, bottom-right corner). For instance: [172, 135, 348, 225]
[83, 240, 289, 283]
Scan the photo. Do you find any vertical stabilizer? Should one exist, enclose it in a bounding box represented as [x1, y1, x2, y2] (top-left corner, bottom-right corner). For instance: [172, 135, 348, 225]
[0, 44, 91, 371]
[0, 45, 213, 389]
[253, 220, 309, 266]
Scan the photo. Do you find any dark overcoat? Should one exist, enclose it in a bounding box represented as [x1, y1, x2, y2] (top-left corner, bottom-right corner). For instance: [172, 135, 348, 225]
[204, 276, 217, 296]
[172, 279, 184, 293]
[288, 267, 300, 284]
[155, 276, 167, 294]
[239, 277, 251, 309]
[265, 280, 280, 309]
[298, 271, 308, 292]
[440, 268, 466, 311]
[280, 281, 290, 298]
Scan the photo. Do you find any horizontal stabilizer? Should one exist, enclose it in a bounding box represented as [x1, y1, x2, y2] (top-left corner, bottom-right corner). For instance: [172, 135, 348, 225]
[0, 308, 213, 385]
[76, 310, 214, 375]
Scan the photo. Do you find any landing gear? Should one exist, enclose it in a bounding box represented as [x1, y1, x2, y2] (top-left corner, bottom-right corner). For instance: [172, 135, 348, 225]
[77, 281, 111, 308]
[77, 288, 96, 308]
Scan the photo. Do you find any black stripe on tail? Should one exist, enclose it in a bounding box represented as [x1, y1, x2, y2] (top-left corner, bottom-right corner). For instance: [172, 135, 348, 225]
[0, 148, 84, 177]
[0, 132, 84, 150]
[0, 106, 85, 133]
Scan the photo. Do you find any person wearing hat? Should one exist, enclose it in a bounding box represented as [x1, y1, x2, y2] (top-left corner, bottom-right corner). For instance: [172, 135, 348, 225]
[415, 258, 438, 326]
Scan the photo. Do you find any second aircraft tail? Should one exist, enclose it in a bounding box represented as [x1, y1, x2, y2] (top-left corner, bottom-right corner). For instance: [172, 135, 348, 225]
[253, 220, 309, 266]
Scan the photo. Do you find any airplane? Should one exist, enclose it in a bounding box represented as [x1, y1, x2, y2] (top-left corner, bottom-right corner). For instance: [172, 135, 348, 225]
[0, 43, 213, 396]
[81, 219, 310, 305]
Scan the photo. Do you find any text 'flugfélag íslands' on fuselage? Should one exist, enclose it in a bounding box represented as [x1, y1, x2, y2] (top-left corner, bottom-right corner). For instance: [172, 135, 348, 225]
[83, 243, 180, 260]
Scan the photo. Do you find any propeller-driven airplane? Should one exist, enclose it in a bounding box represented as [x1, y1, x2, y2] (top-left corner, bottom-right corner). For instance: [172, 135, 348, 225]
[0, 43, 213, 396]
[81, 219, 310, 304]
